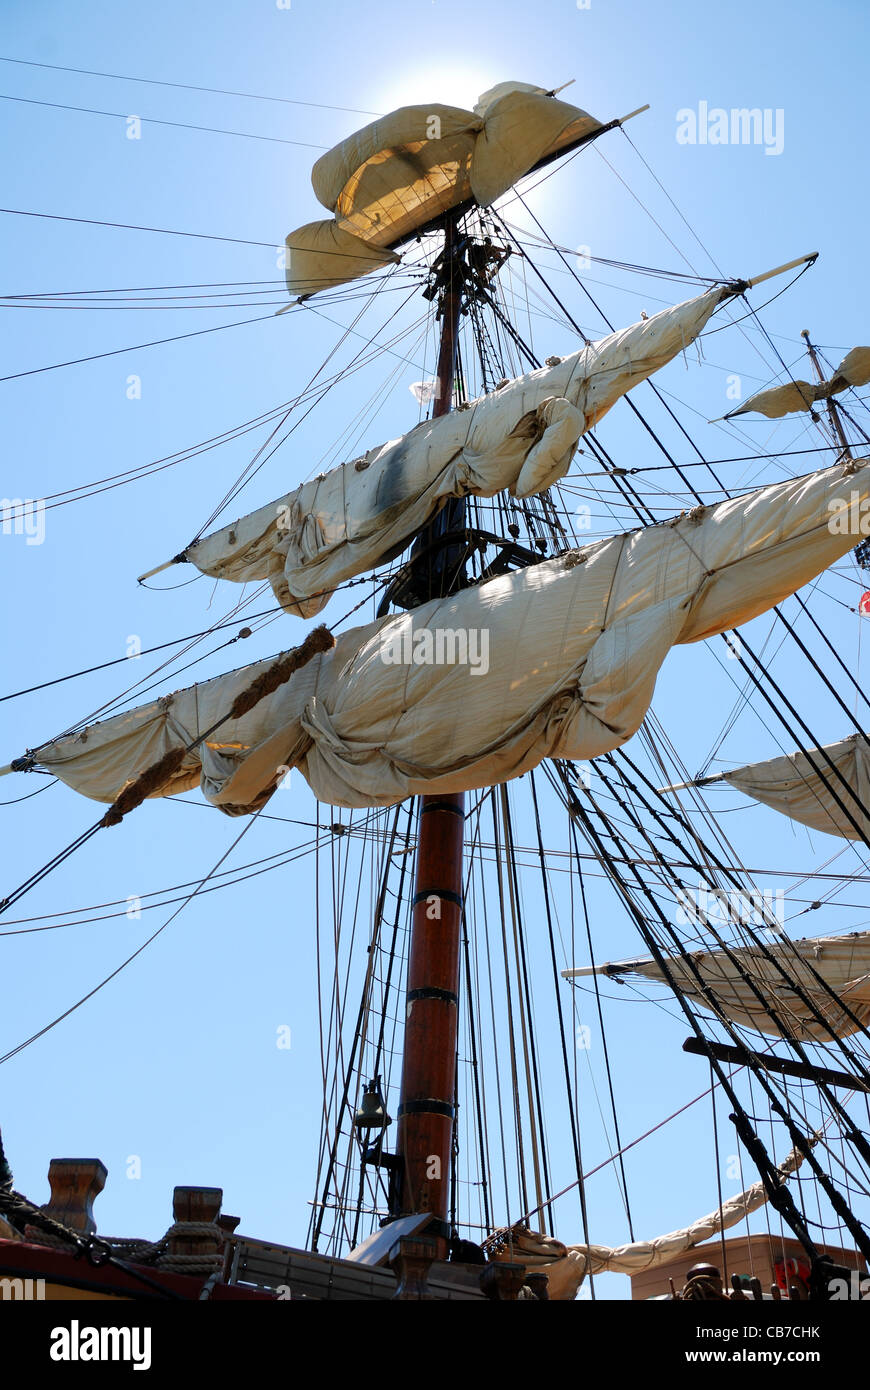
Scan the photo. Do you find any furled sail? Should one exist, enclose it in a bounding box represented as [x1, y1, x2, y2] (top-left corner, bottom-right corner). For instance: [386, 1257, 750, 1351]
[725, 346, 870, 420]
[700, 733, 870, 841]
[489, 1142, 807, 1299]
[174, 288, 728, 618]
[28, 458, 869, 812]
[571, 933, 870, 1042]
[285, 83, 602, 296]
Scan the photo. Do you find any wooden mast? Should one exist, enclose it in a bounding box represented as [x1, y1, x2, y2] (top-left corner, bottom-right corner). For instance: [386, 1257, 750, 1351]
[802, 328, 853, 458]
[394, 212, 466, 1248]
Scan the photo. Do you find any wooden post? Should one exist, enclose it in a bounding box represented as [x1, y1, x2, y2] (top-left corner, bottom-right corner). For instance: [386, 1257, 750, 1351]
[390, 1234, 439, 1300]
[395, 214, 466, 1246]
[169, 1185, 223, 1264]
[43, 1158, 107, 1235]
[480, 1261, 528, 1300]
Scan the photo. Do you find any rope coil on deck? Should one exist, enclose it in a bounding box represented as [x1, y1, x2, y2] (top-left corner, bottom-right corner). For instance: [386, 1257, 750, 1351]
[107, 1221, 225, 1272]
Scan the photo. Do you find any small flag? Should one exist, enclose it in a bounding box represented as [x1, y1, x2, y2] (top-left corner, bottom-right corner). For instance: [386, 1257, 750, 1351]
[409, 380, 437, 405]
[860, 591, 870, 616]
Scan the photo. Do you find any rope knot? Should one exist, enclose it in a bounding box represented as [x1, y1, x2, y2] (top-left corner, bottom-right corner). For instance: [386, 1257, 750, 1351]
[563, 550, 587, 569]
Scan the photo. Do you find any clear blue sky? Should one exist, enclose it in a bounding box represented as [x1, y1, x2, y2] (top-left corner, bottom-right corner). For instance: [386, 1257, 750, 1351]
[2, 0, 869, 1295]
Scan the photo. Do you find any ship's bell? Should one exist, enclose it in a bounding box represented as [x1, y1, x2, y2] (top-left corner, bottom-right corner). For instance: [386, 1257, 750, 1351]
[353, 1078, 391, 1132]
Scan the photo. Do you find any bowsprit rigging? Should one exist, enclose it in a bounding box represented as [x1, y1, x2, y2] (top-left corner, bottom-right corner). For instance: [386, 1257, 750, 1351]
[1, 72, 869, 1306]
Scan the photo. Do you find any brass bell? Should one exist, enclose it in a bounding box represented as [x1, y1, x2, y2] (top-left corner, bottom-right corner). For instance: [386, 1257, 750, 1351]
[353, 1077, 391, 1132]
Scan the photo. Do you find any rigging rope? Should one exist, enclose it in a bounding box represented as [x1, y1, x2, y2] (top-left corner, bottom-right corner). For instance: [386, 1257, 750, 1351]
[0, 92, 330, 148]
[0, 807, 265, 1066]
[0, 308, 284, 382]
[0, 55, 383, 116]
[559, 770, 863, 1261]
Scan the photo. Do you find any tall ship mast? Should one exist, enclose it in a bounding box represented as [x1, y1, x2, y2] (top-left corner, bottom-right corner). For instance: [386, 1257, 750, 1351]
[2, 74, 870, 1313]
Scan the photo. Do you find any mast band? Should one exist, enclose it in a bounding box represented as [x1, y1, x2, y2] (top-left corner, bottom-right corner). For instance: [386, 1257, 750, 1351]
[413, 889, 463, 908]
[420, 800, 466, 818]
[407, 987, 458, 1007]
[397, 1100, 455, 1119]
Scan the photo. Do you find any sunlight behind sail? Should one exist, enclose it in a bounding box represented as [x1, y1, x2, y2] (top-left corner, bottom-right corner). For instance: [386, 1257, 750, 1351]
[284, 82, 603, 296]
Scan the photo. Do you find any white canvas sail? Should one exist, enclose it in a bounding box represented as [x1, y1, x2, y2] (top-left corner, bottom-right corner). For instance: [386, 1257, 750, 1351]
[726, 346, 870, 420]
[285, 83, 602, 296]
[174, 287, 728, 618]
[571, 932, 870, 1042]
[29, 458, 869, 813]
[490, 1143, 807, 1298]
[715, 733, 870, 841]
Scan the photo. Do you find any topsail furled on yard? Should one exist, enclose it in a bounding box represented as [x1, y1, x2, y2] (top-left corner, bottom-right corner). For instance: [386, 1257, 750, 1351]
[565, 935, 870, 1043]
[724, 346, 870, 420]
[28, 459, 869, 811]
[681, 733, 870, 842]
[283, 82, 609, 296]
[148, 288, 729, 616]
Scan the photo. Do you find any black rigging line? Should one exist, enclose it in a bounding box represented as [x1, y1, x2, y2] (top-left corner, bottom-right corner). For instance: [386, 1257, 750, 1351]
[0, 56, 383, 116]
[771, 599, 870, 733]
[506, 204, 870, 804]
[2, 591, 384, 916]
[555, 769, 824, 1253]
[0, 298, 300, 312]
[0, 280, 423, 311]
[0, 302, 427, 522]
[0, 309, 282, 382]
[589, 761, 870, 1187]
[460, 892, 492, 1235]
[612, 747, 870, 1061]
[529, 771, 619, 1237]
[192, 279, 422, 537]
[0, 610, 281, 703]
[310, 808, 402, 1252]
[612, 312, 862, 743]
[564, 800, 637, 1237]
[501, 789, 555, 1234]
[4, 277, 288, 298]
[836, 400, 870, 449]
[0, 779, 58, 806]
[557, 765, 870, 1262]
[0, 810, 264, 1066]
[0, 834, 328, 935]
[0, 822, 104, 914]
[500, 228, 719, 287]
[488, 791, 530, 1217]
[478, 288, 541, 368]
[709, 1068, 731, 1283]
[0, 93, 330, 148]
[27, 594, 276, 743]
[584, 430, 658, 525]
[0, 207, 416, 260]
[574, 444, 853, 474]
[371, 805, 414, 1083]
[731, 635, 870, 850]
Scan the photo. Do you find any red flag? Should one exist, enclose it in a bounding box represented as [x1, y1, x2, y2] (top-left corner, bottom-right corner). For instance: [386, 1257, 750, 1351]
[860, 591, 870, 616]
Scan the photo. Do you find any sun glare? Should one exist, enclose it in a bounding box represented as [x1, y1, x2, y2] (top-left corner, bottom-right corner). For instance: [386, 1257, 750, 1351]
[378, 65, 501, 115]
